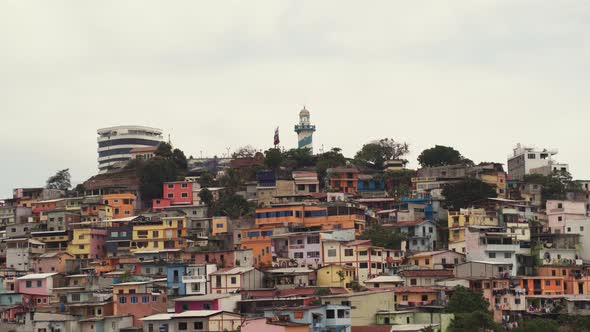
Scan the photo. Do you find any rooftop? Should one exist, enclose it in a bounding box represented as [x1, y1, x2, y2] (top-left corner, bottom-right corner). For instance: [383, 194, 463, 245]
[174, 294, 239, 302]
[365, 276, 404, 283]
[211, 267, 255, 275]
[17, 273, 58, 280]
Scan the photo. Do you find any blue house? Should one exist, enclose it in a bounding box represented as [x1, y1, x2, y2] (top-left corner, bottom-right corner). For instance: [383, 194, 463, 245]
[166, 263, 187, 296]
[357, 174, 385, 193]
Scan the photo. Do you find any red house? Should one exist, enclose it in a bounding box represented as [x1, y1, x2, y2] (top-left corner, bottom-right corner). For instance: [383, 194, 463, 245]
[162, 181, 193, 205]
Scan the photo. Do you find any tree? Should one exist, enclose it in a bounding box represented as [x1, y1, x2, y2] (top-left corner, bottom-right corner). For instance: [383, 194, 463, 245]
[359, 225, 406, 250]
[198, 188, 214, 207]
[316, 148, 347, 187]
[354, 138, 409, 169]
[382, 169, 415, 199]
[513, 319, 559, 332]
[446, 286, 490, 313]
[264, 148, 283, 170]
[524, 171, 582, 205]
[213, 193, 254, 219]
[46, 169, 71, 191]
[449, 311, 500, 332]
[137, 158, 179, 202]
[218, 168, 242, 195]
[446, 286, 500, 332]
[154, 142, 173, 158]
[418, 145, 472, 167]
[282, 148, 315, 169]
[172, 148, 188, 170]
[232, 145, 257, 158]
[199, 172, 215, 188]
[442, 179, 497, 210]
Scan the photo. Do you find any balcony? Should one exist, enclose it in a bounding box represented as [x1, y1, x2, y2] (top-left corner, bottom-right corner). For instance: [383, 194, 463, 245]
[289, 244, 305, 250]
[182, 275, 206, 283]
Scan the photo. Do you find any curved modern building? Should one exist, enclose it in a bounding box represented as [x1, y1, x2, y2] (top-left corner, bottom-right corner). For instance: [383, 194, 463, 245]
[97, 126, 163, 173]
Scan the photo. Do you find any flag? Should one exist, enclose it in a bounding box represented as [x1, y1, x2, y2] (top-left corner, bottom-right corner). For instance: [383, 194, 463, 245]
[274, 127, 280, 146]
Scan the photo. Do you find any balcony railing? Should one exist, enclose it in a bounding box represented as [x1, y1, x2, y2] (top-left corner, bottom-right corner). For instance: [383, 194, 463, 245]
[182, 275, 206, 283]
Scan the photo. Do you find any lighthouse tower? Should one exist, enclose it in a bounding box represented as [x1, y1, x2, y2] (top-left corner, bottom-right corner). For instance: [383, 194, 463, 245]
[294, 106, 316, 152]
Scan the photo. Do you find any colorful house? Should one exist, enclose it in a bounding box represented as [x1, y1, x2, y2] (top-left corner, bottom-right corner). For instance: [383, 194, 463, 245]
[16, 273, 64, 307]
[67, 227, 108, 260]
[130, 216, 188, 252]
[174, 293, 241, 312]
[102, 193, 136, 219]
[32, 252, 75, 274]
[316, 265, 356, 289]
[141, 310, 243, 332]
[210, 267, 264, 294]
[327, 167, 360, 194]
[264, 304, 351, 332]
[319, 290, 395, 326]
[81, 203, 113, 222]
[321, 239, 393, 285]
[113, 279, 168, 327]
[399, 269, 454, 287]
[519, 276, 565, 296]
[392, 287, 443, 308]
[408, 250, 466, 269]
[212, 216, 229, 236]
[163, 181, 194, 205]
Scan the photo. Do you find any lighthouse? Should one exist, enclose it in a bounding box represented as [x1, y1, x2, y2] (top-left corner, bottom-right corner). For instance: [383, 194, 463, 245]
[294, 106, 316, 152]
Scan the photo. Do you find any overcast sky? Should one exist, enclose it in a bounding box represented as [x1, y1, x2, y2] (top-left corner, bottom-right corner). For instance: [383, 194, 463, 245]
[1, 1, 589, 197]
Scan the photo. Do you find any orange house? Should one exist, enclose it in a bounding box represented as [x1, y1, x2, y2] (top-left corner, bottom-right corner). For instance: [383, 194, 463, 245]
[537, 266, 590, 295]
[255, 205, 361, 234]
[520, 276, 565, 296]
[103, 193, 136, 219]
[392, 287, 441, 308]
[327, 167, 359, 194]
[239, 226, 275, 267]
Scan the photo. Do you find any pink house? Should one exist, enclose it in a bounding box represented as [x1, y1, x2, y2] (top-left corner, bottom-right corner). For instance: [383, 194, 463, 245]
[16, 273, 64, 307]
[546, 200, 587, 233]
[33, 252, 75, 274]
[173, 293, 240, 313]
[89, 228, 108, 259]
[152, 198, 172, 211]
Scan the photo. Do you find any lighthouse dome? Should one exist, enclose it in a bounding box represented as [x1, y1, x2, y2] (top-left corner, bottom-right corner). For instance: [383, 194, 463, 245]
[299, 106, 310, 117]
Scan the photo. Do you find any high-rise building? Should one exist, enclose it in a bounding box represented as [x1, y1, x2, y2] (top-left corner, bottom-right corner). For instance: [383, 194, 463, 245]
[97, 126, 163, 173]
[294, 106, 316, 152]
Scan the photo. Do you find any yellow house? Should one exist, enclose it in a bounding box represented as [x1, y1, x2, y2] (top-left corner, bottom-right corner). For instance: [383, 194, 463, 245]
[316, 265, 355, 288]
[130, 216, 188, 252]
[67, 227, 108, 259]
[211, 216, 229, 236]
[408, 250, 466, 269]
[448, 208, 498, 253]
[320, 290, 395, 326]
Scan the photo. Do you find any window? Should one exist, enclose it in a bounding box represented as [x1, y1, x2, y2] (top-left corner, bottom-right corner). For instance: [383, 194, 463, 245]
[425, 259, 430, 265]
[181, 183, 188, 188]
[231, 277, 237, 284]
[307, 251, 320, 258]
[527, 153, 536, 159]
[307, 236, 320, 244]
[193, 322, 204, 330]
[410, 279, 417, 286]
[489, 253, 496, 258]
[203, 303, 211, 310]
[119, 296, 126, 304]
[558, 203, 563, 209]
[402, 295, 408, 301]
[181, 193, 188, 198]
[421, 295, 428, 301]
[359, 262, 368, 268]
[556, 280, 561, 286]
[293, 252, 304, 259]
[429, 227, 433, 233]
[328, 249, 337, 257]
[558, 216, 563, 222]
[71, 293, 81, 302]
[552, 270, 556, 276]
[178, 322, 188, 330]
[515, 298, 521, 305]
[504, 253, 512, 259]
[142, 296, 149, 303]
[545, 280, 551, 286]
[167, 193, 174, 198]
[26, 281, 32, 288]
[168, 184, 174, 189]
[344, 249, 354, 256]
[359, 251, 368, 256]
[326, 310, 335, 319]
[130, 296, 138, 303]
[582, 227, 585, 232]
